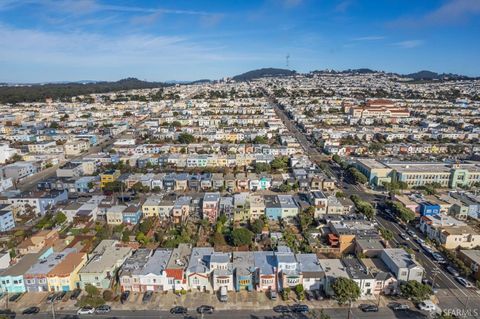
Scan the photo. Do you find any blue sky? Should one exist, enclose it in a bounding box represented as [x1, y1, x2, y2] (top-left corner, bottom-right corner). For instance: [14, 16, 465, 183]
[1, 0, 479, 82]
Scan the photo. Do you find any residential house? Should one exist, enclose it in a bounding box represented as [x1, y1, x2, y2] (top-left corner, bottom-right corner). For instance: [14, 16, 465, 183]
[254, 251, 277, 292]
[210, 252, 234, 293]
[165, 244, 192, 292]
[319, 259, 349, 297]
[342, 258, 375, 296]
[0, 205, 15, 232]
[138, 249, 172, 292]
[187, 247, 214, 292]
[47, 252, 87, 292]
[296, 254, 324, 291]
[0, 248, 52, 293]
[24, 248, 76, 292]
[119, 249, 152, 292]
[380, 249, 424, 283]
[233, 252, 255, 292]
[202, 192, 221, 223]
[79, 240, 132, 289]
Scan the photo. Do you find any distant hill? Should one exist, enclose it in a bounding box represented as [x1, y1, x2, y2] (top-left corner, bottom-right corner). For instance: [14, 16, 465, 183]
[404, 70, 474, 81]
[0, 77, 166, 104]
[232, 68, 296, 81]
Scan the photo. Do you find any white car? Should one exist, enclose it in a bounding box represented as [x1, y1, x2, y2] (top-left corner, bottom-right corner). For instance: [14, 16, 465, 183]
[418, 300, 440, 313]
[77, 306, 95, 315]
[456, 276, 474, 288]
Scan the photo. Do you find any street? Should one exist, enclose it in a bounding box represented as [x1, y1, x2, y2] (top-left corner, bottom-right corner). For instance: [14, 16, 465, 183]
[268, 91, 480, 318]
[11, 307, 429, 319]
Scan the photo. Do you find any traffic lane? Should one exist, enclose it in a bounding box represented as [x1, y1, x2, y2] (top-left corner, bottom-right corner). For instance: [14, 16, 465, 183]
[375, 214, 480, 311]
[15, 307, 428, 319]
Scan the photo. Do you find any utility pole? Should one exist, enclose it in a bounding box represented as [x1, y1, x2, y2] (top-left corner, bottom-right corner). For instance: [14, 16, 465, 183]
[347, 300, 352, 319]
[51, 299, 56, 319]
[431, 268, 440, 289]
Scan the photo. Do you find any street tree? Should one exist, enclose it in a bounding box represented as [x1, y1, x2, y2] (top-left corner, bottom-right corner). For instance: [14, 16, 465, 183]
[331, 277, 361, 305]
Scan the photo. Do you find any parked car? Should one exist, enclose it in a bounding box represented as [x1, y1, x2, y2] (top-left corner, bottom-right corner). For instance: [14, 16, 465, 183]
[0, 309, 16, 319]
[95, 305, 111, 314]
[120, 290, 130, 304]
[273, 305, 291, 313]
[291, 304, 309, 313]
[142, 291, 153, 303]
[55, 291, 66, 301]
[432, 252, 446, 264]
[22, 307, 40, 314]
[46, 293, 57, 303]
[70, 289, 82, 300]
[8, 293, 22, 302]
[313, 289, 323, 300]
[388, 302, 409, 311]
[359, 304, 379, 312]
[418, 300, 437, 312]
[305, 290, 314, 301]
[407, 230, 417, 238]
[446, 266, 460, 277]
[170, 306, 188, 314]
[456, 276, 474, 288]
[196, 305, 214, 314]
[399, 233, 410, 241]
[77, 306, 95, 315]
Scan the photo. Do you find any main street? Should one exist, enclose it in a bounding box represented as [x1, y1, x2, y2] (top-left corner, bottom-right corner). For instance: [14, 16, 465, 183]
[268, 92, 480, 317]
[11, 307, 429, 319]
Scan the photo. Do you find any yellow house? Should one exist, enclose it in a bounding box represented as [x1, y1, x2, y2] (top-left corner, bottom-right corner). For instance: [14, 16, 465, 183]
[47, 252, 87, 292]
[142, 196, 162, 218]
[100, 169, 121, 188]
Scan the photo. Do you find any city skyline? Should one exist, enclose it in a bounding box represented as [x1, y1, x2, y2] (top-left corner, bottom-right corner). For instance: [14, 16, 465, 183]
[1, 0, 480, 82]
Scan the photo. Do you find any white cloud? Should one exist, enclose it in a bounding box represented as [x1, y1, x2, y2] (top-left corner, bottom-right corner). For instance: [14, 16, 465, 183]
[352, 36, 385, 41]
[390, 0, 480, 27]
[392, 40, 423, 49]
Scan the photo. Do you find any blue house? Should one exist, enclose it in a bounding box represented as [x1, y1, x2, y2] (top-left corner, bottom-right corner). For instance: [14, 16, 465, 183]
[0, 206, 15, 232]
[233, 252, 255, 291]
[75, 176, 97, 193]
[419, 202, 441, 216]
[122, 205, 142, 225]
[265, 195, 282, 220]
[0, 247, 53, 293]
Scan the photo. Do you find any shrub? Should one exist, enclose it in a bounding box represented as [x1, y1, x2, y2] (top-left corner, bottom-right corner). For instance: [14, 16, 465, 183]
[102, 290, 114, 302]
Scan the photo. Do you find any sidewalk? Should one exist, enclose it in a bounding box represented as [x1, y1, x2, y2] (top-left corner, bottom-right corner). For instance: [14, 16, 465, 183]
[2, 290, 406, 313]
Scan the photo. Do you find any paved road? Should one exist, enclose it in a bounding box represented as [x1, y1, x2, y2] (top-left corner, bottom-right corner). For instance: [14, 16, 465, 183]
[11, 307, 430, 319]
[375, 212, 480, 318]
[266, 88, 480, 318]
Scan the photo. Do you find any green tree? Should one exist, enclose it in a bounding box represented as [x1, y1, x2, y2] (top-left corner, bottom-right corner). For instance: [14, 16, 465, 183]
[347, 167, 368, 184]
[54, 212, 67, 225]
[379, 227, 394, 241]
[400, 280, 433, 302]
[278, 183, 292, 193]
[122, 230, 131, 242]
[299, 207, 315, 231]
[331, 277, 361, 305]
[231, 228, 254, 247]
[271, 156, 289, 171]
[254, 162, 271, 174]
[178, 133, 195, 144]
[136, 232, 148, 245]
[85, 284, 100, 297]
[253, 136, 268, 144]
[250, 218, 265, 234]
